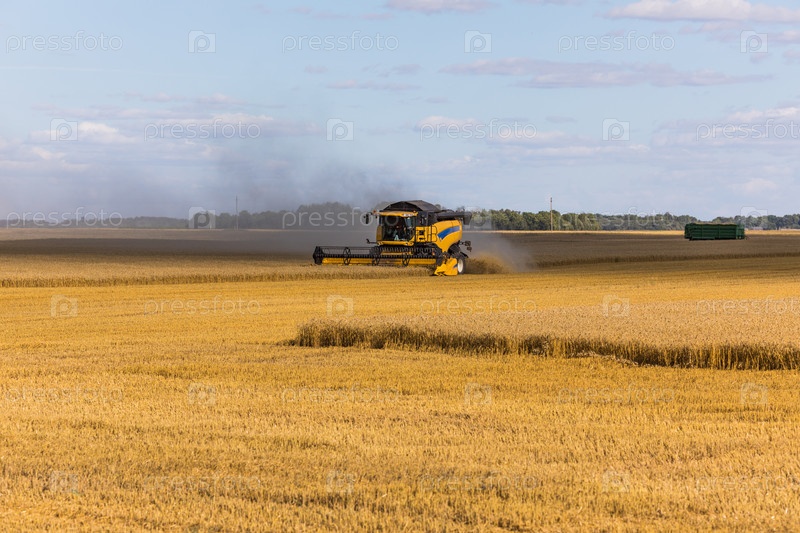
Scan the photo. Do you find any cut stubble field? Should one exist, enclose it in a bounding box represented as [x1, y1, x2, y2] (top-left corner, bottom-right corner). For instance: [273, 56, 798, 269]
[2, 229, 800, 531]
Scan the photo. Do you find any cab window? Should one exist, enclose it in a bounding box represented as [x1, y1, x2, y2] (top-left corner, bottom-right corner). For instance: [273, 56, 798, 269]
[381, 216, 415, 241]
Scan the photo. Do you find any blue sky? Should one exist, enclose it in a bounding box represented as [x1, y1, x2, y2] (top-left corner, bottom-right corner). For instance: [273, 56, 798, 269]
[2, 0, 800, 219]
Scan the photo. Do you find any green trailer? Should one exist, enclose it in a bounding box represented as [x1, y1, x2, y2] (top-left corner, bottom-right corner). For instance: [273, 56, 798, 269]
[684, 223, 745, 240]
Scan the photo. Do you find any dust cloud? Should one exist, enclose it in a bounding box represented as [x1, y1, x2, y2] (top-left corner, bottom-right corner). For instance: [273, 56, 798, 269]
[464, 232, 534, 273]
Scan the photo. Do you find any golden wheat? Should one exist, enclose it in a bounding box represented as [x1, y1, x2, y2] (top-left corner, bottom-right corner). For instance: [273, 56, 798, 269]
[3, 231, 800, 530]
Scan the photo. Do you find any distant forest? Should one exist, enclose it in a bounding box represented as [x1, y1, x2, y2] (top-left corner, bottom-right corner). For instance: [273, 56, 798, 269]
[171, 203, 800, 231]
[5, 202, 800, 230]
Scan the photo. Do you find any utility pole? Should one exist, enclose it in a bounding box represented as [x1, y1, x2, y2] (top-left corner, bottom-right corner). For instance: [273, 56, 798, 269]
[550, 197, 553, 231]
[235, 196, 239, 231]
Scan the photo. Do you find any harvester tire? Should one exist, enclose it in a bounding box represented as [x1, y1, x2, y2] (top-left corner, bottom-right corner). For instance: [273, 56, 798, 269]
[456, 257, 465, 274]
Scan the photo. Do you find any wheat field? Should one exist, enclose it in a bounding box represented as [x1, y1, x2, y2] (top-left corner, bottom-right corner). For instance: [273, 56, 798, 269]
[2, 229, 800, 531]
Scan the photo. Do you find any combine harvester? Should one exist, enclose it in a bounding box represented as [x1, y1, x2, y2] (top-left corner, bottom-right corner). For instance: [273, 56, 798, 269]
[313, 200, 473, 276]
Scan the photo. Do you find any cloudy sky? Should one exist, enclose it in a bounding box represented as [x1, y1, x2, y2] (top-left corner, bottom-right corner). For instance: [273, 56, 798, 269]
[2, 0, 800, 220]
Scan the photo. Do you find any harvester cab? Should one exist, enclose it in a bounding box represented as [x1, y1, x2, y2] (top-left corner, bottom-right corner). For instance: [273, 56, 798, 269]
[313, 200, 473, 276]
[378, 212, 415, 243]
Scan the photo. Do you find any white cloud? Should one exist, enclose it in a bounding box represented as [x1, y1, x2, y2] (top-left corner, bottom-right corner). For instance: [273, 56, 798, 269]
[392, 64, 422, 75]
[385, 0, 493, 13]
[32, 101, 321, 140]
[441, 58, 766, 87]
[727, 105, 800, 122]
[739, 177, 779, 193]
[28, 146, 60, 160]
[305, 65, 329, 74]
[678, 24, 800, 48]
[519, 0, 581, 4]
[78, 122, 135, 144]
[547, 115, 577, 123]
[416, 115, 477, 128]
[415, 116, 649, 157]
[326, 80, 420, 91]
[652, 103, 800, 152]
[362, 12, 395, 19]
[416, 115, 543, 143]
[608, 0, 800, 23]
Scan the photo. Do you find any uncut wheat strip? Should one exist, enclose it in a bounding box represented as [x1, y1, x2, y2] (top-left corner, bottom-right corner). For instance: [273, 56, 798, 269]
[292, 319, 800, 370]
[0, 266, 428, 288]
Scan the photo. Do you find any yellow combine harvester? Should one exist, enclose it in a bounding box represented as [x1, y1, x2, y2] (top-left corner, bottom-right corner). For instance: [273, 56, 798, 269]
[312, 200, 473, 276]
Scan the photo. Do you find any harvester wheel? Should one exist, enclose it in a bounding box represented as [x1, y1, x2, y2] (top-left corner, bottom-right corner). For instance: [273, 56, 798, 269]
[456, 257, 465, 274]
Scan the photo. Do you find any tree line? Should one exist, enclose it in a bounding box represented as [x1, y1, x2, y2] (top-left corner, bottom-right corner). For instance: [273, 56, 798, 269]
[5, 202, 798, 230]
[189, 204, 798, 231]
[483, 210, 797, 231]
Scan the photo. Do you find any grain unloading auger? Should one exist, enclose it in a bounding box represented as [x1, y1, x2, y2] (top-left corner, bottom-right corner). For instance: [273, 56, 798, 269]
[312, 200, 472, 276]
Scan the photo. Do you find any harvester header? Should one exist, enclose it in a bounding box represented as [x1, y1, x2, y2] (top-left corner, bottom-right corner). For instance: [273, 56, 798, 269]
[312, 200, 473, 276]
